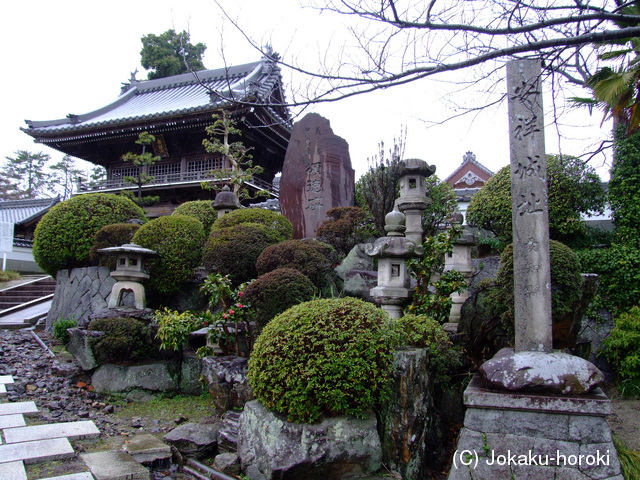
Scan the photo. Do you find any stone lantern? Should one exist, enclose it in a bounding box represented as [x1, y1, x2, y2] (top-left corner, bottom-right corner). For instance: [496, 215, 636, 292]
[97, 243, 158, 310]
[213, 185, 241, 218]
[396, 158, 436, 245]
[443, 214, 476, 327]
[365, 207, 423, 318]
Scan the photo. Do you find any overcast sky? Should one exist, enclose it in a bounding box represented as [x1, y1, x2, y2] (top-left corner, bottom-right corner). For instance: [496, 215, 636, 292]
[2, 0, 613, 182]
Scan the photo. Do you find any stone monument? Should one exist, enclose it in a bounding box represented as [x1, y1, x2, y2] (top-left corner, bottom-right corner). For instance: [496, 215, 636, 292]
[280, 113, 355, 239]
[448, 60, 621, 480]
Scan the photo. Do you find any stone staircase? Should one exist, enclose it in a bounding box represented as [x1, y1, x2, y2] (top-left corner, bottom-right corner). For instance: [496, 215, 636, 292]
[0, 375, 158, 480]
[0, 276, 56, 330]
[0, 276, 56, 312]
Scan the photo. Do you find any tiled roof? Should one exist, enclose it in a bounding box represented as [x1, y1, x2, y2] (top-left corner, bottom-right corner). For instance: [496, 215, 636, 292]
[23, 58, 289, 138]
[0, 197, 60, 225]
[445, 151, 494, 185]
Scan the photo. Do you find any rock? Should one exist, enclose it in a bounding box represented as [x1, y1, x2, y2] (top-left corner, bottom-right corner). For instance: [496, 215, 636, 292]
[201, 356, 253, 412]
[218, 410, 242, 453]
[179, 353, 202, 396]
[379, 347, 437, 480]
[213, 452, 241, 476]
[65, 328, 102, 371]
[91, 361, 180, 394]
[335, 244, 375, 280]
[280, 112, 355, 239]
[238, 400, 381, 480]
[163, 422, 220, 456]
[480, 347, 605, 394]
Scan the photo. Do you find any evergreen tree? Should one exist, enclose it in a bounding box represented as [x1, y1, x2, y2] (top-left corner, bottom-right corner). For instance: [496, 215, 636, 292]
[1, 151, 53, 199]
[121, 132, 161, 201]
[50, 155, 84, 200]
[201, 111, 264, 200]
[140, 29, 206, 80]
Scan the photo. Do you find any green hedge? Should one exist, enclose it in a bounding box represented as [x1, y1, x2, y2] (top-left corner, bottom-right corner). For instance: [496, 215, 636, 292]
[132, 215, 206, 295]
[248, 297, 394, 423]
[89, 223, 141, 269]
[32, 194, 146, 276]
[489, 240, 583, 338]
[173, 201, 217, 233]
[203, 223, 275, 285]
[211, 208, 293, 243]
[243, 268, 316, 327]
[255, 239, 337, 291]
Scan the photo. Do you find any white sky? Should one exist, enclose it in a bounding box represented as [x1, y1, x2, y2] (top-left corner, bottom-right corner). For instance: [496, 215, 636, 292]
[1, 0, 613, 182]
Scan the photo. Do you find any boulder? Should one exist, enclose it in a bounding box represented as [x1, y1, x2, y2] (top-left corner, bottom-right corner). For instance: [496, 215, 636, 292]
[480, 347, 605, 394]
[201, 356, 253, 412]
[91, 361, 180, 394]
[238, 400, 381, 480]
[213, 452, 241, 477]
[164, 422, 220, 457]
[66, 328, 103, 371]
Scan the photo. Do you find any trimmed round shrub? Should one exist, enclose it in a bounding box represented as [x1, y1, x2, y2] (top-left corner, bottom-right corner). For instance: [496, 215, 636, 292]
[256, 239, 337, 290]
[248, 297, 394, 423]
[132, 215, 206, 295]
[33, 194, 146, 276]
[243, 268, 316, 326]
[173, 201, 217, 232]
[89, 223, 141, 268]
[212, 208, 293, 243]
[317, 206, 376, 258]
[393, 314, 461, 383]
[88, 317, 156, 364]
[489, 240, 583, 338]
[203, 223, 275, 285]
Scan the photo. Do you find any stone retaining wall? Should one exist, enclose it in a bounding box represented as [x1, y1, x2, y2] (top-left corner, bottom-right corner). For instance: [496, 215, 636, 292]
[45, 267, 115, 331]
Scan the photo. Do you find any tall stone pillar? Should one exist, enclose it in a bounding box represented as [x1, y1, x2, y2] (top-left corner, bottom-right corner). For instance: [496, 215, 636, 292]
[506, 60, 553, 353]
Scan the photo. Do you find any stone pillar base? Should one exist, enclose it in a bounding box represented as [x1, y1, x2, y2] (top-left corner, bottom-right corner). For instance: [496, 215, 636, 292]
[448, 375, 622, 480]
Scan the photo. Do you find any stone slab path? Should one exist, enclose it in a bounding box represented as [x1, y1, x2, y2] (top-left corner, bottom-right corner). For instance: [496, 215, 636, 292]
[0, 375, 96, 480]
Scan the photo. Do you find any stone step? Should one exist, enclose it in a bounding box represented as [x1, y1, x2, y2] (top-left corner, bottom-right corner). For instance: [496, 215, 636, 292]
[0, 437, 74, 464]
[40, 473, 95, 480]
[0, 374, 15, 384]
[81, 450, 151, 480]
[4, 420, 100, 444]
[0, 460, 27, 480]
[0, 401, 38, 416]
[0, 383, 6, 397]
[0, 413, 26, 429]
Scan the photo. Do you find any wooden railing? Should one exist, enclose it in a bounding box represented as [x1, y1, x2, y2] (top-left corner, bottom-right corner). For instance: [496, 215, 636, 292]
[77, 171, 279, 198]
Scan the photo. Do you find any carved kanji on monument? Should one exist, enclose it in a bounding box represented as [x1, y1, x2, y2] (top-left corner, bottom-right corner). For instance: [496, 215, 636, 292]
[280, 113, 355, 239]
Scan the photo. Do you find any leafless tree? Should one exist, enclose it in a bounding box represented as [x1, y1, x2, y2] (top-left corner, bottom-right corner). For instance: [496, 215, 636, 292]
[215, 0, 640, 106]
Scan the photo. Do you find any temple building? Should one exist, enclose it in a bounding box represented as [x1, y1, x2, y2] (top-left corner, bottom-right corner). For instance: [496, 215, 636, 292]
[22, 55, 291, 216]
[444, 151, 494, 221]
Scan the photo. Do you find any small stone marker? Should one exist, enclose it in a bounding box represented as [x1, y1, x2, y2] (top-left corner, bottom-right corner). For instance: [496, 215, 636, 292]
[506, 59, 553, 353]
[3, 420, 100, 444]
[0, 437, 74, 464]
[0, 375, 15, 384]
[280, 112, 355, 239]
[0, 460, 27, 480]
[81, 450, 151, 480]
[0, 401, 38, 417]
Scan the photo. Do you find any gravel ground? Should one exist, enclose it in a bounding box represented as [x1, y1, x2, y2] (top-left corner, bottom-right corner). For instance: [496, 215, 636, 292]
[0, 328, 206, 479]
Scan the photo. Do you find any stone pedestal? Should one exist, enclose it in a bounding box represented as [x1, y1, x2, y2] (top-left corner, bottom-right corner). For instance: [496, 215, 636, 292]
[448, 375, 622, 480]
[444, 230, 476, 325]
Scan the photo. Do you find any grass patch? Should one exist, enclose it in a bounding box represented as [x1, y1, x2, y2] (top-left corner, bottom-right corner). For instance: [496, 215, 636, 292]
[0, 270, 20, 283]
[614, 434, 640, 479]
[113, 392, 214, 422]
